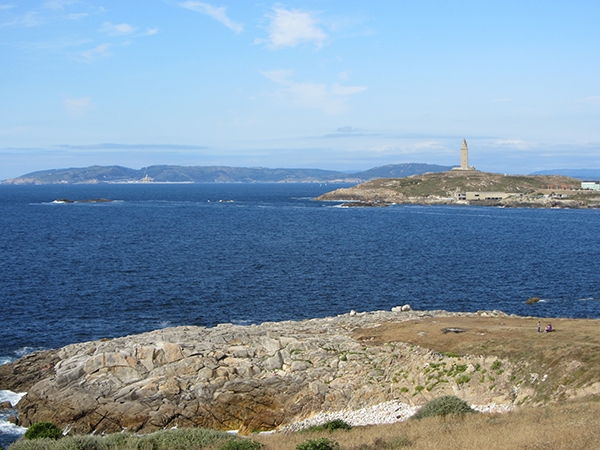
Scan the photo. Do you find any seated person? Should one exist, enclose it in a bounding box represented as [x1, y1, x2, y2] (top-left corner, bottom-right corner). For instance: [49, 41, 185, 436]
[545, 324, 553, 332]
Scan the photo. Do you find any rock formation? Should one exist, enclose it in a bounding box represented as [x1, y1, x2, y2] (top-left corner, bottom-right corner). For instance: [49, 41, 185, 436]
[0, 309, 535, 436]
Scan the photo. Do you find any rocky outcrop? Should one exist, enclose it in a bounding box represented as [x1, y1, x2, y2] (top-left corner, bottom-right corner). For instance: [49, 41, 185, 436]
[3, 309, 532, 436]
[0, 349, 60, 392]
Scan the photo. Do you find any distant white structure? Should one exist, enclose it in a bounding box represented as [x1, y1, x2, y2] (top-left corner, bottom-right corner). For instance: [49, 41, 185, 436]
[581, 181, 599, 190]
[452, 139, 476, 171]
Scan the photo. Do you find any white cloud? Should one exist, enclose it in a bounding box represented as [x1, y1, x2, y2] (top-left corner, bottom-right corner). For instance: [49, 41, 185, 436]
[257, 7, 327, 49]
[179, 1, 243, 33]
[64, 97, 94, 117]
[262, 70, 366, 115]
[101, 22, 137, 36]
[491, 139, 531, 150]
[338, 70, 350, 81]
[2, 11, 41, 27]
[0, 4, 16, 10]
[67, 13, 88, 20]
[262, 69, 293, 84]
[43, 0, 78, 10]
[145, 28, 158, 36]
[81, 43, 110, 59]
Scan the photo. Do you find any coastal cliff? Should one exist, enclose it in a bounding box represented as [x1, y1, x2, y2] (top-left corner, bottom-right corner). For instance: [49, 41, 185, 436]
[3, 309, 600, 436]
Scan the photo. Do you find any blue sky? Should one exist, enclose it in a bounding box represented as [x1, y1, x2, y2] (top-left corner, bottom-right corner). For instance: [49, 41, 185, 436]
[1, 1, 599, 180]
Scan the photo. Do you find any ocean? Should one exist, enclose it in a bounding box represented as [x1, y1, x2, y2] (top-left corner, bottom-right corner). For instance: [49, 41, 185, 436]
[0, 183, 599, 444]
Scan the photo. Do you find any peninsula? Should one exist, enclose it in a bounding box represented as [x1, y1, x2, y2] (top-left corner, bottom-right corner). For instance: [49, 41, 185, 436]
[314, 170, 600, 208]
[314, 140, 599, 208]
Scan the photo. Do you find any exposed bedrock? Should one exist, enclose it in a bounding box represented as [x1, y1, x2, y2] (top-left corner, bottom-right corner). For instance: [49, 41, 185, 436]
[4, 310, 532, 435]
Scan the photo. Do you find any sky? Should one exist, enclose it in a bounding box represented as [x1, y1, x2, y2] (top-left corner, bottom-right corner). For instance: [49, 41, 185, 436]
[1, 0, 600, 180]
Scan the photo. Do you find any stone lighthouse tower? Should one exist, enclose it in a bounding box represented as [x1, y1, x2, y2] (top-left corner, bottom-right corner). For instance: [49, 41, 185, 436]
[461, 138, 469, 169]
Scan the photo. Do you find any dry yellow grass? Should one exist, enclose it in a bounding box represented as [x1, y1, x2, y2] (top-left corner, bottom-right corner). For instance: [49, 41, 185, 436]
[245, 398, 600, 450]
[240, 315, 600, 449]
[354, 315, 600, 402]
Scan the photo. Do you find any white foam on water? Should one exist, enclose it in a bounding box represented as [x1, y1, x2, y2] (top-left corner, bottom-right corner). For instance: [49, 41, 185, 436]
[0, 414, 27, 436]
[0, 357, 13, 366]
[0, 391, 28, 439]
[0, 391, 26, 407]
[14, 347, 45, 358]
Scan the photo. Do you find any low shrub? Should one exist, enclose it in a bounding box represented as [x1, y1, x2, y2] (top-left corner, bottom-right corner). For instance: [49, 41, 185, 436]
[296, 438, 340, 450]
[10, 428, 232, 450]
[219, 439, 264, 450]
[302, 419, 351, 433]
[24, 423, 63, 441]
[411, 395, 477, 420]
[348, 436, 414, 449]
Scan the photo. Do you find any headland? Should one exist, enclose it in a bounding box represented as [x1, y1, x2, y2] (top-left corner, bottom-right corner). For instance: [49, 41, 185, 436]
[2, 308, 599, 437]
[314, 170, 600, 208]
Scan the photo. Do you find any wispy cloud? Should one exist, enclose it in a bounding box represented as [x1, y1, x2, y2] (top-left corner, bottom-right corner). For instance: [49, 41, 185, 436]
[67, 13, 88, 20]
[43, 0, 78, 10]
[262, 70, 366, 115]
[2, 11, 42, 27]
[256, 7, 327, 49]
[64, 96, 94, 117]
[0, 4, 16, 10]
[179, 1, 243, 33]
[81, 43, 110, 59]
[57, 143, 208, 151]
[101, 22, 137, 36]
[579, 95, 600, 105]
[337, 126, 359, 133]
[491, 139, 531, 150]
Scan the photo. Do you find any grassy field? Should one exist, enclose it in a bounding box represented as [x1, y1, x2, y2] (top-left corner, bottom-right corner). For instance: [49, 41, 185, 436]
[251, 398, 600, 449]
[354, 315, 600, 403]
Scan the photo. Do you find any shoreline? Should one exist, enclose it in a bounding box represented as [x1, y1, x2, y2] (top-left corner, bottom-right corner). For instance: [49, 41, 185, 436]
[2, 308, 600, 441]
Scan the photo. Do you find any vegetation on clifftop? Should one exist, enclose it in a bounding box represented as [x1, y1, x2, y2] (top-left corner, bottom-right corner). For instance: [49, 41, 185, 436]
[314, 170, 594, 206]
[9, 399, 600, 449]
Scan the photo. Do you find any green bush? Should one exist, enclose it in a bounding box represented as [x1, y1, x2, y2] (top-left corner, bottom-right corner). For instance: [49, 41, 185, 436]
[296, 438, 340, 450]
[302, 419, 351, 433]
[9, 428, 233, 450]
[24, 423, 63, 441]
[219, 439, 264, 450]
[411, 395, 477, 420]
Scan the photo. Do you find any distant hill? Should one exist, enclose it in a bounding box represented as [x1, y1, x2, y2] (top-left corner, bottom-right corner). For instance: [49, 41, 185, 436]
[530, 169, 600, 180]
[314, 170, 598, 208]
[1, 163, 455, 185]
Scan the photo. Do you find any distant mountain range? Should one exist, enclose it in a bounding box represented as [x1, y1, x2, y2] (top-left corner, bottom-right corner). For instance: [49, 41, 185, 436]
[529, 169, 600, 180]
[1, 163, 456, 185]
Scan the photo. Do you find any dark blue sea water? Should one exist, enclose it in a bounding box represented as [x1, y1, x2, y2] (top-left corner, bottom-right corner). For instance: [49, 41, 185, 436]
[0, 182, 600, 445]
[1, 183, 600, 363]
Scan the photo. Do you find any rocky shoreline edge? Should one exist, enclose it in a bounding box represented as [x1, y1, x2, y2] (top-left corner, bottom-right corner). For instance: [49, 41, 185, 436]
[0, 308, 559, 437]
